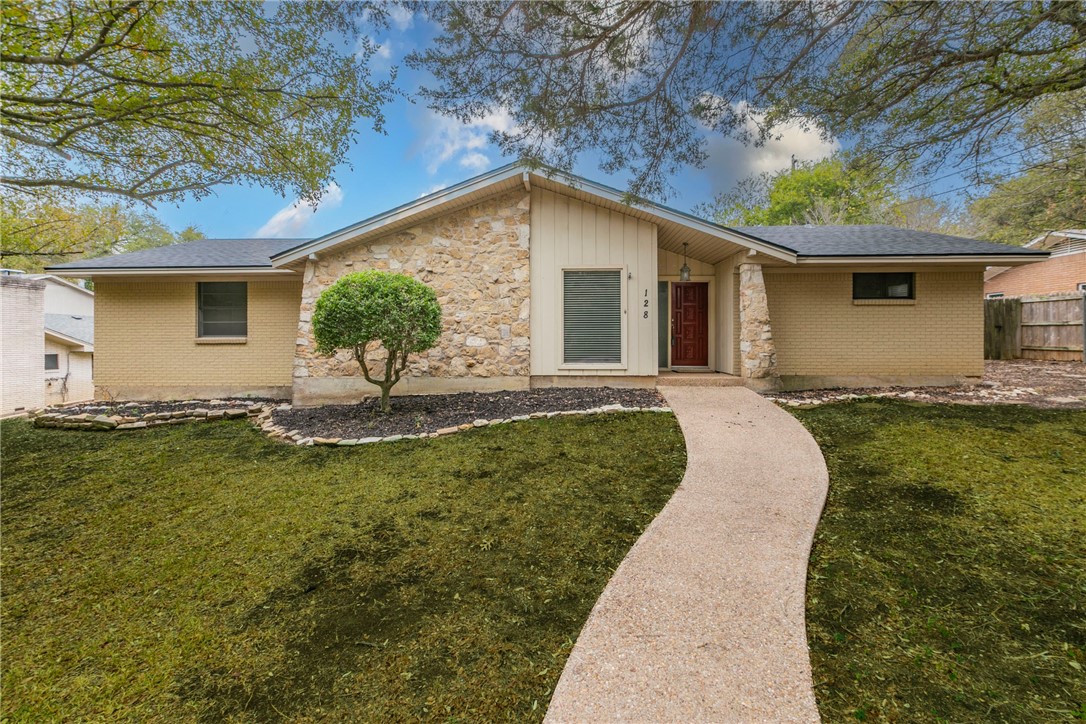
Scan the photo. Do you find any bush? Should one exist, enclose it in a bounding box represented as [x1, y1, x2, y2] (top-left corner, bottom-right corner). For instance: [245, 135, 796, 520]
[312, 271, 442, 411]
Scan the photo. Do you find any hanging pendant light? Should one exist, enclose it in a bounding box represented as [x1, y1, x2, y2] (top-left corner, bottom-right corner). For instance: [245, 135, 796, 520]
[679, 242, 691, 281]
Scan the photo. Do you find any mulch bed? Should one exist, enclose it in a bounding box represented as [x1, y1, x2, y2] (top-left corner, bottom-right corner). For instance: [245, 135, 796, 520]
[768, 360, 1086, 410]
[273, 387, 667, 439]
[56, 398, 285, 416]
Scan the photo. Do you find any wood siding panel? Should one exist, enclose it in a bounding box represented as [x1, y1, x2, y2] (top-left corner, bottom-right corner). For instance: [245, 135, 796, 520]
[530, 188, 658, 376]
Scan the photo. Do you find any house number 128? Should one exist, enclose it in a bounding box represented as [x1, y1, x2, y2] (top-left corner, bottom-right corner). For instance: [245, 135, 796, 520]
[643, 289, 649, 318]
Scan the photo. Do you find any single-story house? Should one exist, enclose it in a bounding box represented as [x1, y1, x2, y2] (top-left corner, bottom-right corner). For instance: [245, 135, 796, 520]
[984, 229, 1086, 298]
[1, 273, 95, 416]
[47, 163, 1047, 405]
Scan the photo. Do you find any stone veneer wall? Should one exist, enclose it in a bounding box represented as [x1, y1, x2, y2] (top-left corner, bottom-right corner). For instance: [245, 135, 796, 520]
[293, 190, 531, 405]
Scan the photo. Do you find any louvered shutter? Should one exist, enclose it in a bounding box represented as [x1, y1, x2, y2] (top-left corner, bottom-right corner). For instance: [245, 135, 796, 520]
[563, 270, 622, 363]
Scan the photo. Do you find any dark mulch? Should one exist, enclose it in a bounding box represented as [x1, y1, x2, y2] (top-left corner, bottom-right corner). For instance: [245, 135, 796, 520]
[274, 387, 667, 439]
[57, 398, 284, 416]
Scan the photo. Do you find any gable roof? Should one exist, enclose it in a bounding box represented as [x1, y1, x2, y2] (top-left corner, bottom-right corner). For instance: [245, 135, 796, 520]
[45, 164, 1047, 274]
[47, 238, 304, 274]
[26, 274, 95, 296]
[735, 225, 1049, 259]
[44, 313, 94, 348]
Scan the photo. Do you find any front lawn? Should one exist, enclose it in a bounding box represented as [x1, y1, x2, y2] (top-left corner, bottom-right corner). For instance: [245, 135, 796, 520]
[1, 413, 686, 721]
[797, 401, 1086, 722]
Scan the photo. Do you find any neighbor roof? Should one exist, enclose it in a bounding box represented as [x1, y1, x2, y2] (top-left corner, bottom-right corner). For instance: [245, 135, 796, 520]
[44, 313, 94, 346]
[734, 225, 1049, 259]
[47, 238, 304, 272]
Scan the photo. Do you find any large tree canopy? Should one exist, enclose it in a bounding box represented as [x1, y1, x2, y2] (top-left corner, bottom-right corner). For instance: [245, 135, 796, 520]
[413, 1, 1086, 199]
[0, 196, 203, 273]
[1, 0, 394, 205]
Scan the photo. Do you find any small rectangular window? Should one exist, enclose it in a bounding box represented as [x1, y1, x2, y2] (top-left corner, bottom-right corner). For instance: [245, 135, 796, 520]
[985, 292, 1005, 299]
[44, 353, 59, 371]
[563, 269, 622, 364]
[853, 272, 914, 300]
[198, 282, 247, 337]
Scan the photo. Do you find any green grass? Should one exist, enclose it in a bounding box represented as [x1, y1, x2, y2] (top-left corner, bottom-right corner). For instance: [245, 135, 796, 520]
[796, 400, 1086, 722]
[0, 413, 686, 721]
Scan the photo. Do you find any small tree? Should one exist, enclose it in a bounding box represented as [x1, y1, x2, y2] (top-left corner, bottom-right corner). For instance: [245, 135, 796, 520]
[312, 271, 443, 412]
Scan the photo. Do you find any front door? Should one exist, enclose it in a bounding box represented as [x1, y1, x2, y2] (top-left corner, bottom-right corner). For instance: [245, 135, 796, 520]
[671, 282, 708, 367]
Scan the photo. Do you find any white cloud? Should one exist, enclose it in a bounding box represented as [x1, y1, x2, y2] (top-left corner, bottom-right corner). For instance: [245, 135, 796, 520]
[459, 152, 491, 172]
[255, 183, 344, 238]
[418, 182, 448, 199]
[414, 108, 516, 175]
[701, 101, 839, 194]
[387, 5, 414, 31]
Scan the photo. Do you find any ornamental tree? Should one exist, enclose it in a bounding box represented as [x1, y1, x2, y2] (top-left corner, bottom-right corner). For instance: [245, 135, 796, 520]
[312, 271, 443, 413]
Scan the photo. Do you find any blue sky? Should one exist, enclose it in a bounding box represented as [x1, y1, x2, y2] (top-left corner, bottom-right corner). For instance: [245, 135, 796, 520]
[154, 9, 847, 240]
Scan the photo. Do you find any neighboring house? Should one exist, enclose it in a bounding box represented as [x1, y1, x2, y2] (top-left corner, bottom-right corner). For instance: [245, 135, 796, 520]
[46, 164, 1046, 405]
[984, 230, 1086, 298]
[1, 273, 95, 415]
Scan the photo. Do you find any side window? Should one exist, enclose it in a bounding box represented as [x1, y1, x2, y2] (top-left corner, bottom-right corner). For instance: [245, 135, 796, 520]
[853, 272, 915, 300]
[44, 353, 59, 371]
[197, 282, 247, 337]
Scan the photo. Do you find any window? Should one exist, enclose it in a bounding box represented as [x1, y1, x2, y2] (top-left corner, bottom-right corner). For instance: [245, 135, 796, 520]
[563, 269, 622, 364]
[44, 353, 59, 371]
[1078, 282, 1086, 292]
[853, 272, 914, 300]
[986, 292, 1005, 299]
[198, 282, 247, 337]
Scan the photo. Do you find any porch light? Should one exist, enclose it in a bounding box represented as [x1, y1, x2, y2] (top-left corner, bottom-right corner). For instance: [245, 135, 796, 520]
[679, 242, 691, 281]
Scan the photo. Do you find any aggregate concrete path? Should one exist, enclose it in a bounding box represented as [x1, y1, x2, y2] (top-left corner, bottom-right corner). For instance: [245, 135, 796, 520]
[545, 387, 829, 723]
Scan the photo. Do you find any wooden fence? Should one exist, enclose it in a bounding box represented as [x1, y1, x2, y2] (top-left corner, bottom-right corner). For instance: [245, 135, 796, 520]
[984, 293, 1085, 362]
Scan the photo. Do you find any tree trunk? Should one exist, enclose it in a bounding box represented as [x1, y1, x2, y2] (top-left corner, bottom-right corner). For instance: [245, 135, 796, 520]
[379, 384, 392, 413]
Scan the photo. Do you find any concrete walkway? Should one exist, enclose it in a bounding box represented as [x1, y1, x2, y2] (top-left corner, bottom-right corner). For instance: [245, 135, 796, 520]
[545, 387, 829, 723]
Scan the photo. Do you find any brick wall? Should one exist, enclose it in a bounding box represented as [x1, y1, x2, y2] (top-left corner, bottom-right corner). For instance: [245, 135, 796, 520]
[93, 278, 301, 399]
[1, 276, 46, 414]
[44, 339, 94, 405]
[984, 253, 1085, 297]
[764, 270, 985, 380]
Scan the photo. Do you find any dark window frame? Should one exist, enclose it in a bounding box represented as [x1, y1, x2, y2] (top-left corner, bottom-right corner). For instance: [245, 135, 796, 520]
[44, 353, 59, 371]
[852, 272, 915, 300]
[197, 281, 248, 338]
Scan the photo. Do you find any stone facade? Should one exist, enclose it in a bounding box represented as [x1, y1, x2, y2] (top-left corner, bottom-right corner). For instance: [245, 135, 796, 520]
[738, 262, 779, 387]
[293, 190, 531, 403]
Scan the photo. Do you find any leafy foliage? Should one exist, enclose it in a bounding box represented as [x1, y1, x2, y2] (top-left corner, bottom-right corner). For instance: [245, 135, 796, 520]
[699, 156, 962, 233]
[1, 0, 394, 204]
[312, 271, 443, 412]
[413, 1, 1085, 199]
[0, 196, 202, 273]
[967, 89, 1086, 245]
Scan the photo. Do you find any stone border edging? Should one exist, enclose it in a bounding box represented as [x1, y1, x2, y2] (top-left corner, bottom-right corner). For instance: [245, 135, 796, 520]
[30, 404, 264, 430]
[257, 403, 674, 446]
[28, 401, 674, 444]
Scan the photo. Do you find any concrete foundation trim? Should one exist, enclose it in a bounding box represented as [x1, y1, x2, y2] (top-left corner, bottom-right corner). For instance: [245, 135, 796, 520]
[292, 375, 530, 407]
[530, 375, 658, 389]
[94, 385, 291, 401]
[777, 374, 980, 391]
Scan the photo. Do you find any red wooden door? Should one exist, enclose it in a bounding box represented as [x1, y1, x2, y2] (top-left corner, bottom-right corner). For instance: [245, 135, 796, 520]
[671, 282, 709, 366]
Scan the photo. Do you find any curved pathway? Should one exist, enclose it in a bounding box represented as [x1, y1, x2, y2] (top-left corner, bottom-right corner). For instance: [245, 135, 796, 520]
[545, 386, 829, 723]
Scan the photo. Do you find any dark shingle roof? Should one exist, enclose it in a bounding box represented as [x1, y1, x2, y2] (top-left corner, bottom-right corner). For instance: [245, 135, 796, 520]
[44, 313, 94, 345]
[46, 238, 305, 271]
[734, 225, 1047, 257]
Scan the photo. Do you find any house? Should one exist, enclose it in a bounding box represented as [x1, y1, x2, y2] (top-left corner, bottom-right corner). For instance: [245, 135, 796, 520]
[1, 273, 94, 415]
[984, 230, 1086, 298]
[46, 164, 1047, 405]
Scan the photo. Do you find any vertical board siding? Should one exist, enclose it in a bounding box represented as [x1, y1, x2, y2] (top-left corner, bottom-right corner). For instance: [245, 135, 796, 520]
[530, 188, 658, 376]
[1019, 294, 1085, 361]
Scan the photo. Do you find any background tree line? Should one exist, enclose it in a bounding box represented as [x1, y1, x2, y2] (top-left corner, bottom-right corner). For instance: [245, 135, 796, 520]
[2, 0, 1083, 272]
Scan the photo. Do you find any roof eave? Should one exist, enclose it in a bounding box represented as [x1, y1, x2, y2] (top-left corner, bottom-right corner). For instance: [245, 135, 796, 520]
[796, 253, 1049, 266]
[42, 266, 297, 276]
[44, 328, 93, 351]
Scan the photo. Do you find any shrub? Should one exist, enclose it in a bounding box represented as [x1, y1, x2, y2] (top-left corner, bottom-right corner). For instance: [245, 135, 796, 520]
[312, 271, 442, 412]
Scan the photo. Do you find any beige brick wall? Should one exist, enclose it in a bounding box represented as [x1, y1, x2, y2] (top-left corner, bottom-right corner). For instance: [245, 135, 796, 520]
[984, 253, 1085, 297]
[1, 276, 46, 415]
[94, 278, 301, 399]
[764, 270, 985, 381]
